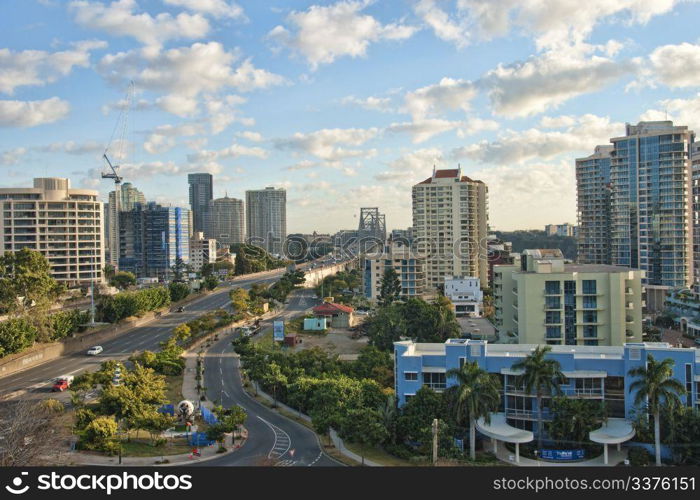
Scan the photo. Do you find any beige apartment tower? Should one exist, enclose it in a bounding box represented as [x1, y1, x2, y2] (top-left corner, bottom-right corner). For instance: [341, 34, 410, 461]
[493, 249, 643, 346]
[0, 178, 105, 285]
[412, 167, 488, 290]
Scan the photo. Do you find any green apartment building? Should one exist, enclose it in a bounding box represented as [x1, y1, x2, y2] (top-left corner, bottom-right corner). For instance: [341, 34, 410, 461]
[494, 249, 643, 346]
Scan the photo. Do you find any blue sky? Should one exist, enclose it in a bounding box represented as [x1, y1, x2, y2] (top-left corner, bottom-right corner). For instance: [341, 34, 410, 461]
[2, 0, 700, 233]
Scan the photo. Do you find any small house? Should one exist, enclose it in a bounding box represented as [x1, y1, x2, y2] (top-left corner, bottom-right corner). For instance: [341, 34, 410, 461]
[312, 302, 355, 328]
[304, 317, 328, 331]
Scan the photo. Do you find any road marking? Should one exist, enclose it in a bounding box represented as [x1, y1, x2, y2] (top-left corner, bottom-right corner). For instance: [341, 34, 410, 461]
[309, 452, 323, 466]
[258, 416, 291, 460]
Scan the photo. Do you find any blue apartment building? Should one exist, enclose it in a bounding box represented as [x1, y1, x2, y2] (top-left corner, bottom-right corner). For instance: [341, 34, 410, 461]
[394, 339, 699, 462]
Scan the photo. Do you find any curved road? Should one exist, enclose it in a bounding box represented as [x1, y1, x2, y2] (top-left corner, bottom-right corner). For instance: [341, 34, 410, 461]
[198, 290, 342, 467]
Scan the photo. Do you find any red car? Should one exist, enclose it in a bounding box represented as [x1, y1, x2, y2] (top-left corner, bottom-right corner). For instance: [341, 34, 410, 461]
[51, 375, 74, 392]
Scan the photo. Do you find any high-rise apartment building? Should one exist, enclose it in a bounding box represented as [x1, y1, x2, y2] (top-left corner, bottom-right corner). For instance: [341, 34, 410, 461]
[246, 187, 286, 256]
[609, 121, 694, 288]
[189, 232, 216, 272]
[576, 145, 613, 265]
[693, 143, 700, 291]
[205, 195, 244, 248]
[544, 223, 576, 237]
[106, 182, 145, 268]
[412, 167, 488, 289]
[119, 203, 190, 278]
[0, 178, 104, 285]
[363, 240, 426, 300]
[493, 249, 643, 346]
[188, 173, 213, 235]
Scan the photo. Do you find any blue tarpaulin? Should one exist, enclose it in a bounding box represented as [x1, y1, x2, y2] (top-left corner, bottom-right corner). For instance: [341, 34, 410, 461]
[158, 404, 175, 416]
[200, 406, 218, 425]
[188, 432, 215, 447]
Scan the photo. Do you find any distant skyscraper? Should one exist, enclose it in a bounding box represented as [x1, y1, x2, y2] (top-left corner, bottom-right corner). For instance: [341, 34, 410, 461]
[692, 143, 700, 291]
[107, 182, 146, 268]
[576, 145, 613, 265]
[205, 195, 245, 248]
[246, 187, 286, 256]
[609, 121, 694, 288]
[119, 202, 190, 278]
[412, 167, 488, 289]
[188, 173, 213, 234]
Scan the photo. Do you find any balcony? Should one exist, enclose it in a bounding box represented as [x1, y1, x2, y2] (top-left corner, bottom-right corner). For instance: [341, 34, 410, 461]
[505, 408, 553, 421]
[569, 388, 604, 399]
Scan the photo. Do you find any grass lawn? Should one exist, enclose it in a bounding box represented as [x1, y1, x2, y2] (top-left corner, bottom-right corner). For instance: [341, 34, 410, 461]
[120, 437, 191, 457]
[343, 441, 416, 467]
[164, 372, 184, 405]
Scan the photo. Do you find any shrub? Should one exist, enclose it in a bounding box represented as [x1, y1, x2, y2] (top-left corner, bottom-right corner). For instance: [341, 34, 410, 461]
[97, 287, 170, 323]
[628, 446, 652, 466]
[0, 317, 38, 358]
[83, 416, 118, 450]
[169, 282, 190, 302]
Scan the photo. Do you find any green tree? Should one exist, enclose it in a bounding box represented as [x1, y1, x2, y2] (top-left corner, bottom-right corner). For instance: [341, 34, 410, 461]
[379, 268, 402, 306]
[137, 412, 175, 446]
[261, 362, 288, 406]
[83, 416, 118, 450]
[0, 317, 38, 358]
[170, 257, 189, 281]
[339, 407, 388, 465]
[103, 264, 116, 281]
[446, 361, 501, 460]
[548, 397, 606, 449]
[230, 288, 250, 314]
[203, 275, 219, 291]
[628, 355, 686, 465]
[0, 249, 63, 316]
[397, 387, 447, 447]
[172, 324, 192, 344]
[110, 271, 137, 290]
[511, 345, 565, 450]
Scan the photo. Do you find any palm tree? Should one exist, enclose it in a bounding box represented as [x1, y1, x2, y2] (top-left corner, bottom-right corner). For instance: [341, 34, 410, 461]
[446, 361, 501, 460]
[511, 345, 565, 450]
[628, 354, 685, 466]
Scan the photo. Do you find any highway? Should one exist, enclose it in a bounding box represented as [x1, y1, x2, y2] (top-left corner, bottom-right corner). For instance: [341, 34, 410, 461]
[0, 269, 291, 401]
[197, 290, 341, 467]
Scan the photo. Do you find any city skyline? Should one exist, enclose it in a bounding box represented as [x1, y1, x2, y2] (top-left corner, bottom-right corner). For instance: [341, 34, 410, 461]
[2, 1, 700, 233]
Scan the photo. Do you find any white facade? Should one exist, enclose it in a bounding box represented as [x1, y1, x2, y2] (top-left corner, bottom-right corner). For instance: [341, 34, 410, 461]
[189, 232, 217, 272]
[0, 178, 104, 285]
[444, 276, 483, 317]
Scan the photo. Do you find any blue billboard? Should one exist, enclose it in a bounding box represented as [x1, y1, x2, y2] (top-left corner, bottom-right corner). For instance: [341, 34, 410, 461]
[273, 321, 285, 342]
[539, 449, 585, 461]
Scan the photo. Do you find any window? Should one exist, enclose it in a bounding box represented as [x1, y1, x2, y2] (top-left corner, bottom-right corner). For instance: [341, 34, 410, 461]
[582, 311, 598, 323]
[546, 326, 561, 339]
[545, 281, 561, 294]
[583, 296, 597, 309]
[582, 280, 597, 294]
[545, 311, 561, 324]
[423, 372, 446, 390]
[404, 372, 418, 381]
[545, 296, 561, 309]
[629, 348, 641, 361]
[470, 344, 481, 357]
[686, 364, 693, 407]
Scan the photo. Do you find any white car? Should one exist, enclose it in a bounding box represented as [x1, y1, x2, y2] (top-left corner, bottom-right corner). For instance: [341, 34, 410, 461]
[86, 345, 103, 356]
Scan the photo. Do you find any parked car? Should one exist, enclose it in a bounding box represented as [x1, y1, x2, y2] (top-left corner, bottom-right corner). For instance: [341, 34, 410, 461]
[52, 375, 75, 392]
[86, 345, 103, 355]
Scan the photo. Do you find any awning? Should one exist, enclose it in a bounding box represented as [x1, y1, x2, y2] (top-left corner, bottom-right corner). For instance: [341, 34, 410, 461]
[589, 418, 635, 444]
[422, 366, 446, 373]
[562, 370, 607, 378]
[476, 412, 534, 444]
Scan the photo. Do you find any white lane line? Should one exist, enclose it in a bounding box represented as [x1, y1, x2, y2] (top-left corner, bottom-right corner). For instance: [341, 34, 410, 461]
[258, 416, 292, 460]
[309, 453, 323, 466]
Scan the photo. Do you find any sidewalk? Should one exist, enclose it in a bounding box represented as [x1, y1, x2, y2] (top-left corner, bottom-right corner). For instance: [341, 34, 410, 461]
[63, 432, 248, 466]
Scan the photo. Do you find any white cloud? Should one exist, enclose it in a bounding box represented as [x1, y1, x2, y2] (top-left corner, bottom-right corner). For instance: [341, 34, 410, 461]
[267, 0, 417, 69]
[648, 42, 700, 88]
[404, 77, 477, 121]
[69, 0, 210, 47]
[0, 148, 27, 166]
[36, 140, 104, 155]
[235, 131, 264, 142]
[97, 42, 285, 118]
[416, 0, 679, 50]
[0, 40, 106, 95]
[162, 0, 246, 20]
[144, 123, 204, 154]
[640, 94, 700, 132]
[340, 95, 394, 113]
[451, 113, 622, 165]
[204, 94, 253, 134]
[374, 148, 446, 183]
[483, 43, 635, 117]
[473, 160, 576, 230]
[0, 97, 70, 127]
[274, 127, 379, 161]
[386, 119, 462, 144]
[187, 143, 268, 163]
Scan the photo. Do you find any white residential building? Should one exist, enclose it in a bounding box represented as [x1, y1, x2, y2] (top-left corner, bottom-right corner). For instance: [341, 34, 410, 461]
[189, 232, 216, 273]
[444, 276, 483, 317]
[0, 177, 104, 285]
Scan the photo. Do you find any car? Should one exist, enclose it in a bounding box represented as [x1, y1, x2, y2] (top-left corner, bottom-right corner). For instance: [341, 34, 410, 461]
[176, 306, 185, 312]
[51, 375, 74, 392]
[86, 345, 103, 355]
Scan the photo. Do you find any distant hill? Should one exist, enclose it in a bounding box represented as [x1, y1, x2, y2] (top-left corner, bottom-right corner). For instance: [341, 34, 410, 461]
[493, 230, 577, 261]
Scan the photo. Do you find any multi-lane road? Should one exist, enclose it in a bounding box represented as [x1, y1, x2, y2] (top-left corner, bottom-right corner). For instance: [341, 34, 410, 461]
[0, 262, 346, 466]
[198, 290, 341, 466]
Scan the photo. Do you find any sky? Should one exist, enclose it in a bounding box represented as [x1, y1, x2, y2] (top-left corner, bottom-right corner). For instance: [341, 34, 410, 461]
[1, 0, 700, 234]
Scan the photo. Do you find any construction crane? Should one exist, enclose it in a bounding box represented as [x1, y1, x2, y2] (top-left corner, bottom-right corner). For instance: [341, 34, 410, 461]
[101, 81, 134, 272]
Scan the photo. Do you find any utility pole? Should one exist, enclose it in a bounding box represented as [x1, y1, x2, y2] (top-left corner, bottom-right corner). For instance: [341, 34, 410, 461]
[432, 418, 439, 465]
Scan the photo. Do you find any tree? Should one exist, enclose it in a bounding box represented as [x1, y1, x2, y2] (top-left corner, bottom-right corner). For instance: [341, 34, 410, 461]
[230, 288, 250, 314]
[83, 416, 118, 450]
[379, 268, 402, 306]
[352, 345, 393, 388]
[103, 264, 116, 281]
[628, 354, 686, 465]
[138, 412, 175, 446]
[0, 249, 63, 316]
[170, 257, 189, 281]
[110, 271, 136, 290]
[511, 345, 565, 450]
[548, 397, 606, 449]
[203, 275, 219, 291]
[261, 362, 288, 406]
[446, 361, 501, 460]
[397, 387, 448, 447]
[339, 407, 388, 465]
[168, 282, 190, 302]
[172, 324, 192, 344]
